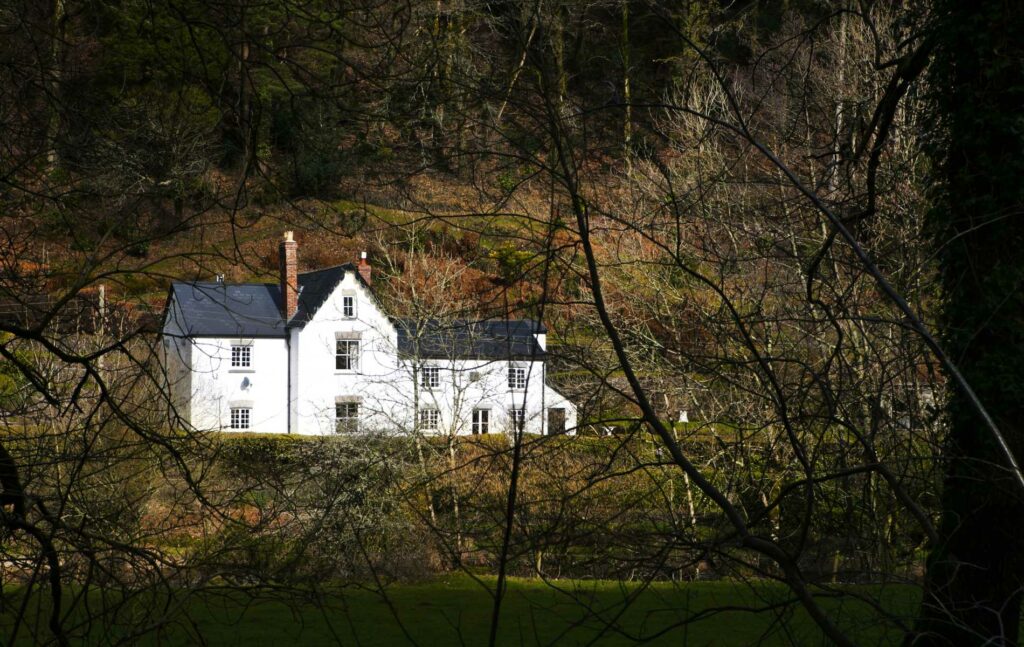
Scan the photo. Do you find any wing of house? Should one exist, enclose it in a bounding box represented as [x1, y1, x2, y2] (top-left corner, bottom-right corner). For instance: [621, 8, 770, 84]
[161, 232, 577, 436]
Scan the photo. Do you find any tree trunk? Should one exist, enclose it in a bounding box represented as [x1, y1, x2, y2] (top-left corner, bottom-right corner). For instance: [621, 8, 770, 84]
[620, 0, 632, 172]
[447, 435, 463, 566]
[910, 2, 1024, 644]
[46, 0, 66, 169]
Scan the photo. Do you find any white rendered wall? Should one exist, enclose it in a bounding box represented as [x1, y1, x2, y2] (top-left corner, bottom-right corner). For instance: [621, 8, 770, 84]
[390, 357, 549, 435]
[186, 337, 290, 433]
[288, 327, 300, 433]
[290, 271, 577, 436]
[291, 271, 405, 434]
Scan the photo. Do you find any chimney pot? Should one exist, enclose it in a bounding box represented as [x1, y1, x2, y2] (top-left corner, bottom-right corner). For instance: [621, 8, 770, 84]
[358, 251, 372, 286]
[279, 232, 298, 320]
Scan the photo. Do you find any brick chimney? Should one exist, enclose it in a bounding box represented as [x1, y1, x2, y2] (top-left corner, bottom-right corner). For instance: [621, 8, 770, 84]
[279, 231, 298, 320]
[358, 251, 372, 286]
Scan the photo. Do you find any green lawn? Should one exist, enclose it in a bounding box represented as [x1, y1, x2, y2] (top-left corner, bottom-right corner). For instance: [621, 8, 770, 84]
[3, 575, 920, 646]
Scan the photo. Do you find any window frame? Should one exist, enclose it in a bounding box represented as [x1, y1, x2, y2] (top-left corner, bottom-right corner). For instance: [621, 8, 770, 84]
[336, 339, 360, 372]
[230, 407, 251, 430]
[472, 408, 490, 435]
[336, 402, 359, 432]
[509, 407, 526, 430]
[419, 408, 440, 431]
[508, 364, 527, 390]
[342, 295, 356, 319]
[420, 366, 440, 390]
[230, 344, 252, 369]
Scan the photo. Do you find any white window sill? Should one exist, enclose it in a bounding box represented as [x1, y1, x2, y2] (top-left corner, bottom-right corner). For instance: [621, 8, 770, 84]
[229, 368, 255, 374]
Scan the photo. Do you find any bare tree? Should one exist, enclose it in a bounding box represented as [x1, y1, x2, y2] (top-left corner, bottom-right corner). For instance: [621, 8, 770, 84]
[3, 0, 1020, 645]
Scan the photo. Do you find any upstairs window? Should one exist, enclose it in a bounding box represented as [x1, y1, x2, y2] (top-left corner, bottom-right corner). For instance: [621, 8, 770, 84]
[231, 344, 251, 368]
[419, 408, 440, 431]
[508, 365, 527, 390]
[230, 407, 251, 430]
[420, 366, 440, 390]
[472, 408, 490, 435]
[336, 402, 359, 432]
[342, 295, 356, 318]
[336, 340, 359, 371]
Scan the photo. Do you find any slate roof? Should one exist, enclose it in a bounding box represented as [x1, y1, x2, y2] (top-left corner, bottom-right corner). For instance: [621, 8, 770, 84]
[395, 319, 546, 360]
[293, 264, 355, 325]
[166, 267, 547, 360]
[167, 282, 287, 337]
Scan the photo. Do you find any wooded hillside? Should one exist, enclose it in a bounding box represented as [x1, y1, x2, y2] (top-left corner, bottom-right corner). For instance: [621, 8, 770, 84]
[2, 1, 1023, 645]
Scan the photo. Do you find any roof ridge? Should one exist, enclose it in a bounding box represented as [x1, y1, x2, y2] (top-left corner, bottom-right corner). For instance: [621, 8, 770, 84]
[173, 280, 278, 287]
[298, 263, 355, 276]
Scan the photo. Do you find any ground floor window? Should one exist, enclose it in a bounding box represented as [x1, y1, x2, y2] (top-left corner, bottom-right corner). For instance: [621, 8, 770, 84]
[336, 402, 359, 432]
[508, 407, 526, 431]
[230, 407, 251, 430]
[419, 408, 440, 431]
[472, 408, 490, 435]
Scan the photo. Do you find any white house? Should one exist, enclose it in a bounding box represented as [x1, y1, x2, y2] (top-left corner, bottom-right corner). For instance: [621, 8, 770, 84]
[161, 232, 577, 436]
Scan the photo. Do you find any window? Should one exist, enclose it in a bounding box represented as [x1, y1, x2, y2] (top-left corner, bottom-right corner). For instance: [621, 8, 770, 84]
[336, 402, 359, 432]
[336, 340, 359, 371]
[420, 366, 440, 390]
[509, 407, 526, 430]
[231, 344, 251, 368]
[508, 365, 527, 390]
[342, 295, 355, 318]
[230, 407, 251, 430]
[472, 408, 490, 435]
[419, 408, 440, 431]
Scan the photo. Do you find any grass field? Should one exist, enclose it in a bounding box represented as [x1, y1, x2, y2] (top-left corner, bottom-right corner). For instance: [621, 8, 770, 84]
[3, 575, 920, 646]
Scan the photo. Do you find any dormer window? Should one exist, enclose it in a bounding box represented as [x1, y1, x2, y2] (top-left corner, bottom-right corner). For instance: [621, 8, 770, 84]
[342, 294, 356, 318]
[231, 344, 251, 368]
